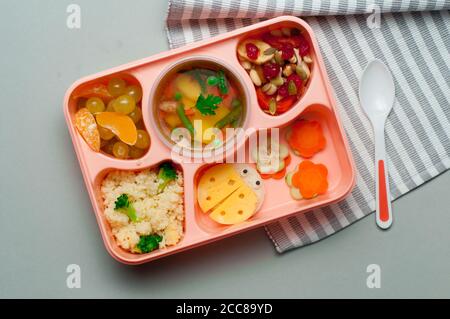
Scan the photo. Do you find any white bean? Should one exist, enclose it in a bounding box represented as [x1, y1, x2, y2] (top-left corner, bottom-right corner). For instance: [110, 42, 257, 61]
[283, 65, 293, 77]
[240, 60, 252, 70]
[303, 55, 313, 64]
[249, 69, 262, 86]
[262, 83, 277, 95]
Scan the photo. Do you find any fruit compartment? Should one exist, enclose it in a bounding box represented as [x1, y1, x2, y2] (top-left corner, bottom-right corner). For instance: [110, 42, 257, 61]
[68, 73, 153, 162]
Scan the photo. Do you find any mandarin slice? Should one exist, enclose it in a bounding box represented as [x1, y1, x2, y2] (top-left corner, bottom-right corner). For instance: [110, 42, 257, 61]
[72, 83, 113, 101]
[96, 112, 137, 146]
[75, 108, 100, 152]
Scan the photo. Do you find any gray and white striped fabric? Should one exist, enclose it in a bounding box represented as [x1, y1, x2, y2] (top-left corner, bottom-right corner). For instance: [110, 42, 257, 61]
[166, 0, 450, 253]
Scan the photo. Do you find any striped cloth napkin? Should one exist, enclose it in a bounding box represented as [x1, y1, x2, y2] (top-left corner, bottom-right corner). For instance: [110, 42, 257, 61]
[165, 0, 450, 253]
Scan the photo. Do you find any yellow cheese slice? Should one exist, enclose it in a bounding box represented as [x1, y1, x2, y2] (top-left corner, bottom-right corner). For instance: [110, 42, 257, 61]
[209, 183, 258, 225]
[197, 164, 244, 212]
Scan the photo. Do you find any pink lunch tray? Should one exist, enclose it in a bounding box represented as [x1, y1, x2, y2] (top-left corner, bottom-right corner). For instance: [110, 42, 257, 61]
[64, 16, 356, 265]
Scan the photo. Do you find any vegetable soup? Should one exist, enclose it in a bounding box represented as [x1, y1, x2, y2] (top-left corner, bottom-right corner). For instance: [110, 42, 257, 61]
[154, 61, 247, 148]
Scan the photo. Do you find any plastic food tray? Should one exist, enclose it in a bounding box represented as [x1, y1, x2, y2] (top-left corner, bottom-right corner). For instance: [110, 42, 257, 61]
[64, 16, 356, 264]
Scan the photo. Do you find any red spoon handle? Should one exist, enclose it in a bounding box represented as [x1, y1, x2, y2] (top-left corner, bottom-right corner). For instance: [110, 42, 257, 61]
[376, 159, 392, 229]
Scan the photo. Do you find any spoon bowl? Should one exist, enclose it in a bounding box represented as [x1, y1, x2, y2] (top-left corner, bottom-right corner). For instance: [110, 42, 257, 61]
[359, 59, 395, 119]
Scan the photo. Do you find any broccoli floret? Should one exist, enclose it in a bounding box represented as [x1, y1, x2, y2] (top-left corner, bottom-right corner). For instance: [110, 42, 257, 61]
[114, 194, 137, 222]
[137, 234, 162, 253]
[157, 162, 177, 193]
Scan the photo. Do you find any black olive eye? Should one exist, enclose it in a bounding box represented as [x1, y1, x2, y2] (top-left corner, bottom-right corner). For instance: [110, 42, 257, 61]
[256, 181, 260, 185]
[254, 180, 262, 189]
[240, 168, 249, 177]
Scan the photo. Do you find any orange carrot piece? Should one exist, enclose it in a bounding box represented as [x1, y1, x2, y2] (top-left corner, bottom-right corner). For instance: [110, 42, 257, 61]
[163, 83, 176, 100]
[184, 108, 195, 116]
[272, 168, 286, 179]
[288, 120, 326, 158]
[284, 154, 292, 167]
[221, 85, 236, 107]
[292, 160, 328, 199]
[206, 85, 220, 97]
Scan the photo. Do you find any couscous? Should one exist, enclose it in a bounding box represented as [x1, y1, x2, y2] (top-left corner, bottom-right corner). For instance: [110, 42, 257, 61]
[101, 164, 184, 253]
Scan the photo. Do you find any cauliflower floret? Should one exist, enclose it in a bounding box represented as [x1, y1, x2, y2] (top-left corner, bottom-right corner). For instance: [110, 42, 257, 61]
[105, 209, 129, 228]
[163, 222, 182, 246]
[148, 208, 170, 231]
[135, 221, 152, 236]
[114, 225, 140, 251]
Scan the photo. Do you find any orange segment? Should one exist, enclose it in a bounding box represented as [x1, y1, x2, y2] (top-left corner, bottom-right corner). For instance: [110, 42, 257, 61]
[287, 120, 325, 158]
[75, 108, 100, 152]
[292, 160, 328, 199]
[96, 112, 137, 145]
[72, 83, 113, 101]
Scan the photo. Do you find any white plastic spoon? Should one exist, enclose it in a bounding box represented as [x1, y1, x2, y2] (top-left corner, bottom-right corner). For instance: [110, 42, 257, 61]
[359, 59, 395, 229]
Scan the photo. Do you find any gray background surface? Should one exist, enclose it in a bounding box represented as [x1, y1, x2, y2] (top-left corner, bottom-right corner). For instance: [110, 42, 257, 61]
[0, 0, 449, 298]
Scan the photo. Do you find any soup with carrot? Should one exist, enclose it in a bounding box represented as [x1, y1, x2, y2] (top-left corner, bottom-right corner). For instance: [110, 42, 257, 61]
[155, 62, 246, 148]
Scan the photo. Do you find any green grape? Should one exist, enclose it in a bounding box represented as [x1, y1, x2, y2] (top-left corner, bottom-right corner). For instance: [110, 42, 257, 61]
[124, 85, 143, 102]
[128, 106, 142, 123]
[98, 126, 115, 140]
[106, 99, 116, 112]
[107, 77, 126, 97]
[112, 141, 129, 159]
[103, 139, 116, 155]
[77, 97, 87, 109]
[113, 94, 136, 114]
[100, 138, 109, 148]
[86, 97, 105, 113]
[134, 130, 150, 149]
[135, 120, 145, 130]
[129, 146, 145, 159]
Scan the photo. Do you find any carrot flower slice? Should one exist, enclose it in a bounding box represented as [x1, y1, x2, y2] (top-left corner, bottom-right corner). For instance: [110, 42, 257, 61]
[287, 120, 325, 158]
[292, 160, 328, 199]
